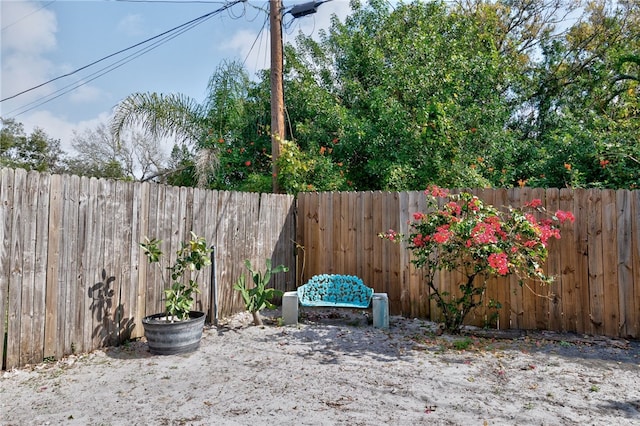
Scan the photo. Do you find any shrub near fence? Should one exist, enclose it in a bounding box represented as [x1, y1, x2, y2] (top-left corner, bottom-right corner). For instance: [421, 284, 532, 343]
[0, 168, 296, 370]
[296, 188, 640, 339]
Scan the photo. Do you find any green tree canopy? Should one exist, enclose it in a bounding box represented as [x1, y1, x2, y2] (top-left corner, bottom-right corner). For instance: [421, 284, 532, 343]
[1, 118, 63, 172]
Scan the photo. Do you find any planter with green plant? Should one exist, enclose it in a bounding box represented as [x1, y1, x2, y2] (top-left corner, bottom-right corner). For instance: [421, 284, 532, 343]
[140, 232, 212, 354]
[234, 259, 289, 326]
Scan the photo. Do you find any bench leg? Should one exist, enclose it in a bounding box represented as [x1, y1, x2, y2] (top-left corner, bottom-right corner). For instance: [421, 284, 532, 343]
[282, 291, 299, 326]
[372, 293, 389, 329]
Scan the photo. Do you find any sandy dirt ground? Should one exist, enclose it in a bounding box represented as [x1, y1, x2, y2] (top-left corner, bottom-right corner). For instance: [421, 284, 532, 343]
[1, 308, 639, 426]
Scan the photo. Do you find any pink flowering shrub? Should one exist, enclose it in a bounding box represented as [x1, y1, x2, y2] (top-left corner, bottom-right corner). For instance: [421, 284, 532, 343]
[380, 186, 575, 333]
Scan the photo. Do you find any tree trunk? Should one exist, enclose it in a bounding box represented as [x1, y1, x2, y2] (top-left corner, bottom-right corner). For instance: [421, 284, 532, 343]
[252, 311, 263, 326]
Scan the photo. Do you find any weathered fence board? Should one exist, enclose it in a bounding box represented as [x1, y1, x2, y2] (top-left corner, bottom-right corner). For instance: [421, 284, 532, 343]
[0, 169, 12, 367]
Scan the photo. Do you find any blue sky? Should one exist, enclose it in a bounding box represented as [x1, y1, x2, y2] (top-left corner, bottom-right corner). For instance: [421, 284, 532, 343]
[1, 0, 351, 151]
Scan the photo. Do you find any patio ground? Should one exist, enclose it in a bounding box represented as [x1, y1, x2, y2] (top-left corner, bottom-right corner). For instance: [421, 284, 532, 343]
[1, 309, 639, 425]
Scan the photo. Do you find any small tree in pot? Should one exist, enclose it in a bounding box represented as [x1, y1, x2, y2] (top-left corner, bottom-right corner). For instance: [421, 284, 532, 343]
[140, 232, 212, 354]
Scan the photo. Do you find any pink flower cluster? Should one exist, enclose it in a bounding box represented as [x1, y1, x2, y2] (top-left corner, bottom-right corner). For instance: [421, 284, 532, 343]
[433, 225, 453, 243]
[488, 252, 509, 275]
[468, 216, 507, 246]
[525, 214, 562, 247]
[380, 229, 398, 242]
[555, 210, 575, 224]
[425, 185, 449, 198]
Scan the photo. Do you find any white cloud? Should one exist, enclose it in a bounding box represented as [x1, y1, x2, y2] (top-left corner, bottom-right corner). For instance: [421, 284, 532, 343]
[223, 29, 271, 75]
[117, 14, 145, 37]
[19, 110, 112, 153]
[1, 0, 57, 54]
[1, 1, 59, 116]
[1, 53, 56, 107]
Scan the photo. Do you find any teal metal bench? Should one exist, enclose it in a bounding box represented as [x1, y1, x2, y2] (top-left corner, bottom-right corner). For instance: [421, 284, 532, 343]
[282, 274, 389, 328]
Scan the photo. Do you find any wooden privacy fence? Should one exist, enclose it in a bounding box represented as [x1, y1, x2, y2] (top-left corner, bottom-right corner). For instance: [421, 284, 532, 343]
[0, 168, 296, 370]
[297, 188, 640, 340]
[3, 167, 640, 370]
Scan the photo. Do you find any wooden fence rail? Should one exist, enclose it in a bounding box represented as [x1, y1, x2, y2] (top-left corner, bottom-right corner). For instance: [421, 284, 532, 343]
[297, 188, 640, 340]
[0, 168, 296, 370]
[2, 167, 639, 370]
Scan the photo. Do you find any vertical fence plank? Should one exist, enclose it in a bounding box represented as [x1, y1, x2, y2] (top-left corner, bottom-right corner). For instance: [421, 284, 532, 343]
[44, 174, 62, 360]
[7, 169, 27, 369]
[507, 188, 523, 329]
[519, 187, 536, 329]
[76, 176, 90, 353]
[346, 192, 358, 279]
[116, 180, 134, 342]
[410, 191, 429, 319]
[587, 188, 605, 336]
[19, 171, 39, 365]
[371, 192, 384, 291]
[546, 188, 563, 332]
[631, 190, 640, 337]
[205, 188, 220, 319]
[32, 172, 50, 364]
[601, 189, 620, 337]
[216, 191, 232, 317]
[319, 192, 333, 274]
[0, 169, 14, 368]
[191, 187, 210, 317]
[306, 192, 321, 282]
[90, 178, 109, 349]
[354, 192, 365, 283]
[151, 183, 167, 316]
[616, 190, 634, 338]
[26, 171, 48, 364]
[532, 187, 550, 331]
[332, 192, 344, 274]
[396, 191, 411, 316]
[361, 192, 374, 290]
[63, 175, 81, 355]
[559, 188, 578, 333]
[385, 192, 401, 309]
[88, 178, 101, 350]
[130, 181, 146, 339]
[493, 188, 510, 330]
[575, 189, 591, 334]
[84, 178, 100, 351]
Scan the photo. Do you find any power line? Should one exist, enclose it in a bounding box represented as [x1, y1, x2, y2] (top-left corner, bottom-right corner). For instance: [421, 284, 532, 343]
[242, 13, 269, 70]
[6, 6, 223, 118]
[1, 0, 57, 32]
[0, 0, 247, 104]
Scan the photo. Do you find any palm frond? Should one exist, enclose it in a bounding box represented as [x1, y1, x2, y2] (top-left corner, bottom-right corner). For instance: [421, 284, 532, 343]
[110, 92, 206, 146]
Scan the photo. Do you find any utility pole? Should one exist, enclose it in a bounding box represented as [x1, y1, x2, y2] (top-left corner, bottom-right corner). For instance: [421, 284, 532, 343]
[270, 0, 285, 193]
[269, 0, 329, 193]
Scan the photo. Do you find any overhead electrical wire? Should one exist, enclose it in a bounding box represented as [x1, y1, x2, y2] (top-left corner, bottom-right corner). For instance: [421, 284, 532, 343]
[1, 0, 57, 32]
[1, 0, 247, 109]
[241, 13, 269, 70]
[6, 5, 227, 118]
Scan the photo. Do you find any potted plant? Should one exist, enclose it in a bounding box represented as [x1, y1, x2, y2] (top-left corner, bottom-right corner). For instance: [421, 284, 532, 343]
[234, 258, 289, 326]
[140, 232, 212, 354]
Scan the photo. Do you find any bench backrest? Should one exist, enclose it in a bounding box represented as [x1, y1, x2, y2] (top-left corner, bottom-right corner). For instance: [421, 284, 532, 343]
[297, 274, 373, 308]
